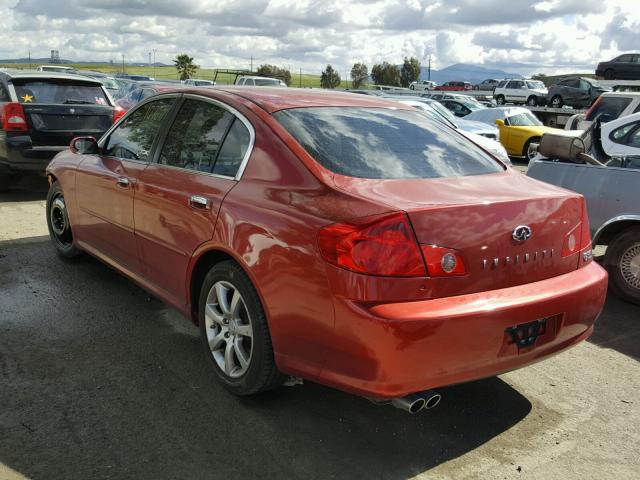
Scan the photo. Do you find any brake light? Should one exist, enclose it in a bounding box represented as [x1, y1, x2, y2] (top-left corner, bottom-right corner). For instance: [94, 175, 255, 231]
[2, 102, 28, 132]
[317, 212, 426, 277]
[562, 219, 591, 259]
[421, 245, 467, 276]
[113, 106, 125, 123]
[584, 96, 601, 121]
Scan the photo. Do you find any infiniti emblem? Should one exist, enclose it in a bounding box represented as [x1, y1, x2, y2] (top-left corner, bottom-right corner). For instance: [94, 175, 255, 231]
[512, 225, 533, 243]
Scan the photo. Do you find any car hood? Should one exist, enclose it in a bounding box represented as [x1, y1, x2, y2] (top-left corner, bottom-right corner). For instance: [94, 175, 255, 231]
[456, 118, 498, 136]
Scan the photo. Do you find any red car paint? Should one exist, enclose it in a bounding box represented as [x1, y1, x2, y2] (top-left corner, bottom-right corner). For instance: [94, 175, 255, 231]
[47, 87, 607, 399]
[435, 81, 473, 91]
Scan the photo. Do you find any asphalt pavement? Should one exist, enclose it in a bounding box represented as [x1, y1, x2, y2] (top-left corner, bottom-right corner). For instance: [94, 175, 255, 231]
[1, 180, 639, 480]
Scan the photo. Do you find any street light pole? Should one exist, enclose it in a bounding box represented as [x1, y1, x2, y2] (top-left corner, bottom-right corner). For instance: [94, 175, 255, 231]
[153, 49, 156, 78]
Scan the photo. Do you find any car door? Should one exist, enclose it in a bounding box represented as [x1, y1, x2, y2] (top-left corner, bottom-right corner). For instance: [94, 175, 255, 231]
[505, 81, 519, 102]
[134, 95, 253, 306]
[631, 55, 640, 79]
[74, 97, 177, 274]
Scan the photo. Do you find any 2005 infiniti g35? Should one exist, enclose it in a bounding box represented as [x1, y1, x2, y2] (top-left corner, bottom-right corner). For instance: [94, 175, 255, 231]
[45, 87, 608, 414]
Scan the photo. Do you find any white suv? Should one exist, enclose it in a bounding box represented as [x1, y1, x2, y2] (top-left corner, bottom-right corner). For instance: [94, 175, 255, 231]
[493, 79, 548, 106]
[565, 91, 640, 130]
[410, 80, 437, 91]
[235, 76, 286, 87]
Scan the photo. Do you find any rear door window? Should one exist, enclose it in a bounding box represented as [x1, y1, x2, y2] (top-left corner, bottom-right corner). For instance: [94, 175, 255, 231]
[159, 99, 234, 173]
[274, 107, 503, 179]
[104, 98, 175, 161]
[12, 79, 109, 105]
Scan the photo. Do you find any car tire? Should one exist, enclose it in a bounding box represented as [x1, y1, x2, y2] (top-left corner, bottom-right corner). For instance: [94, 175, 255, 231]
[46, 182, 83, 258]
[199, 260, 284, 395]
[410, 85, 415, 90]
[523, 137, 541, 161]
[496, 95, 505, 105]
[604, 227, 640, 305]
[604, 69, 614, 80]
[550, 95, 563, 108]
[526, 96, 538, 107]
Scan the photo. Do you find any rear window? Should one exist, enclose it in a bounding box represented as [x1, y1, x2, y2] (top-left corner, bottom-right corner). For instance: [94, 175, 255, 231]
[254, 78, 279, 86]
[586, 96, 632, 121]
[12, 79, 109, 105]
[273, 107, 503, 179]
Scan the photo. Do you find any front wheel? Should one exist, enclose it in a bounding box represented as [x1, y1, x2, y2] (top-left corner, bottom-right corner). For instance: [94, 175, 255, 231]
[604, 227, 640, 305]
[199, 260, 284, 395]
[526, 96, 538, 106]
[550, 95, 563, 108]
[46, 182, 82, 258]
[604, 69, 614, 80]
[495, 95, 505, 105]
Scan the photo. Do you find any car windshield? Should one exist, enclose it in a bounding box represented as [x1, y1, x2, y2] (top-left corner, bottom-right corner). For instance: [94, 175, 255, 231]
[426, 101, 458, 125]
[274, 107, 502, 179]
[583, 78, 602, 88]
[507, 111, 542, 126]
[525, 81, 546, 90]
[101, 78, 121, 91]
[12, 79, 109, 105]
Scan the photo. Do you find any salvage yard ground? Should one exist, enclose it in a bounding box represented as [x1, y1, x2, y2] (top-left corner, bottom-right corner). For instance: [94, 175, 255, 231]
[0, 173, 639, 479]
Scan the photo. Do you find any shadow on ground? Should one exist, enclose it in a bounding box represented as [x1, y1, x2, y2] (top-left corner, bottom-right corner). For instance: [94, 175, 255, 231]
[589, 295, 640, 362]
[0, 241, 533, 480]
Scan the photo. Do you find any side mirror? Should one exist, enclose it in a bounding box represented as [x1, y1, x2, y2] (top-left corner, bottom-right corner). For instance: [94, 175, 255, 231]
[495, 119, 505, 127]
[70, 136, 98, 155]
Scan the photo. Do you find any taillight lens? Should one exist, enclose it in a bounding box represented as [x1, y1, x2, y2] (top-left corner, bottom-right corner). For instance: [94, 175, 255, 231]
[584, 96, 601, 121]
[562, 217, 592, 260]
[318, 212, 426, 277]
[421, 245, 467, 276]
[113, 106, 125, 123]
[2, 102, 28, 132]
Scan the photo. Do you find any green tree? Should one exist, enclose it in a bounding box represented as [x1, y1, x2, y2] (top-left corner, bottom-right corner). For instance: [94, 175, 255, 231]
[320, 64, 341, 89]
[350, 62, 369, 89]
[400, 57, 421, 88]
[173, 54, 198, 81]
[371, 62, 401, 86]
[256, 64, 292, 86]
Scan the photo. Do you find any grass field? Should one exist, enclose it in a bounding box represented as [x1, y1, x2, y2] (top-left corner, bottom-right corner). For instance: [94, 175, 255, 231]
[0, 63, 357, 89]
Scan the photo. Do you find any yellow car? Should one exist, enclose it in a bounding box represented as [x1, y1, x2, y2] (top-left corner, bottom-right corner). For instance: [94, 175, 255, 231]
[464, 107, 558, 161]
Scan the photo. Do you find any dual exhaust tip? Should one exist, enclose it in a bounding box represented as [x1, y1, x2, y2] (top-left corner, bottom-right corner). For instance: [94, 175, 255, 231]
[368, 390, 442, 414]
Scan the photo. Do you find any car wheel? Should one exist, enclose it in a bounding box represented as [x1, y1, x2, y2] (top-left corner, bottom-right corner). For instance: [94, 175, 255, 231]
[523, 137, 541, 161]
[496, 95, 505, 105]
[46, 182, 82, 258]
[604, 227, 640, 305]
[199, 260, 284, 395]
[526, 96, 538, 107]
[604, 69, 614, 80]
[550, 95, 563, 108]
[410, 85, 415, 90]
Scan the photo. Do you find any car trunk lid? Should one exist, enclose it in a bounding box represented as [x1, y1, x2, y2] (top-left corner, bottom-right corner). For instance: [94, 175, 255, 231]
[333, 171, 584, 297]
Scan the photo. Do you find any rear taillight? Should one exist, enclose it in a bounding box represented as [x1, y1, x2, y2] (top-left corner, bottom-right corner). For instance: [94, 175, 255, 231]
[318, 212, 426, 277]
[420, 245, 467, 276]
[1, 102, 28, 132]
[584, 96, 601, 121]
[562, 211, 592, 261]
[113, 106, 125, 123]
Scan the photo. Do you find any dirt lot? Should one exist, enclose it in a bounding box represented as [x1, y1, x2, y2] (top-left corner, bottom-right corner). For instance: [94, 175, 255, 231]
[1, 177, 639, 480]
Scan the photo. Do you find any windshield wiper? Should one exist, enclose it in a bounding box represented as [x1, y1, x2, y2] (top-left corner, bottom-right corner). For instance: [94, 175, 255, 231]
[63, 99, 95, 105]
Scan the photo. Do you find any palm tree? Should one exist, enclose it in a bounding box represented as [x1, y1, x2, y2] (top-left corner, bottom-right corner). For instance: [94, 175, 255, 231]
[174, 54, 198, 81]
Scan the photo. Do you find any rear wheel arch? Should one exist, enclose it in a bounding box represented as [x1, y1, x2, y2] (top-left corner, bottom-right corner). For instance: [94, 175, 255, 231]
[593, 217, 640, 246]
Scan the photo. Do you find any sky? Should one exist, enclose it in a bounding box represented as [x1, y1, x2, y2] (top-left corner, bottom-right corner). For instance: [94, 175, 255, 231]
[0, 0, 639, 77]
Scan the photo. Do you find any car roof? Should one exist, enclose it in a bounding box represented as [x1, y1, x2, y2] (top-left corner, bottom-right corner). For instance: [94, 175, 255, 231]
[0, 69, 104, 84]
[210, 87, 416, 113]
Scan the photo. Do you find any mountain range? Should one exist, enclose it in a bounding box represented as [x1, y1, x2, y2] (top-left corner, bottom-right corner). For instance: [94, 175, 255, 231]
[416, 63, 523, 84]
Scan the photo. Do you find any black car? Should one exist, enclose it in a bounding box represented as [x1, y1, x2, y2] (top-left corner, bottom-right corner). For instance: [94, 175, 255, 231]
[546, 77, 609, 109]
[0, 70, 119, 191]
[596, 53, 640, 80]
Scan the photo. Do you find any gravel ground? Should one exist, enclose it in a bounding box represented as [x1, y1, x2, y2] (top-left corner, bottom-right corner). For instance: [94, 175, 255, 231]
[0, 180, 638, 480]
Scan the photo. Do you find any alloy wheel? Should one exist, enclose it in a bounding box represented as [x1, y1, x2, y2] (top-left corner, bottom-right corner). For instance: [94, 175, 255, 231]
[620, 243, 640, 291]
[204, 281, 254, 378]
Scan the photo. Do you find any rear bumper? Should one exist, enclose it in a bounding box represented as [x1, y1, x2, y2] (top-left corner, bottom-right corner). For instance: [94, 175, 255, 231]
[1, 135, 67, 173]
[317, 262, 608, 398]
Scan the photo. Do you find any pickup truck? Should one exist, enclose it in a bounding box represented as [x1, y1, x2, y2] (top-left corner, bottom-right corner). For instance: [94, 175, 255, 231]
[527, 123, 640, 304]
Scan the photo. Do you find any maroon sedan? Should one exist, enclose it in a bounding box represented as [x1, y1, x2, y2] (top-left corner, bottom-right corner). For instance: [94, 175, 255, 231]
[46, 88, 607, 414]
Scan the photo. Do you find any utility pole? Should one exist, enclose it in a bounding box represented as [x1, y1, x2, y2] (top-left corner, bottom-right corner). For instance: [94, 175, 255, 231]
[250, 56, 253, 72]
[299, 68, 302, 88]
[428, 55, 431, 81]
[148, 51, 151, 67]
[153, 49, 157, 79]
[122, 54, 125, 74]
[28, 50, 31, 69]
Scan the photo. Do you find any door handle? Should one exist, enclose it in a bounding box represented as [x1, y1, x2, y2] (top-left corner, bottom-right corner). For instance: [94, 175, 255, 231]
[116, 176, 130, 187]
[189, 195, 209, 209]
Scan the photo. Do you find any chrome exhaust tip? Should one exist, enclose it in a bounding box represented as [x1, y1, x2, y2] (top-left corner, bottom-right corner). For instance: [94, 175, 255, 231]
[417, 390, 442, 410]
[390, 394, 427, 414]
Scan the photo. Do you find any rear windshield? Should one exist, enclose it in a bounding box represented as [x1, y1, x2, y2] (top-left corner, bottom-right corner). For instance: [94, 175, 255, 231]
[274, 107, 503, 179]
[587, 96, 632, 121]
[12, 79, 109, 105]
[254, 78, 280, 86]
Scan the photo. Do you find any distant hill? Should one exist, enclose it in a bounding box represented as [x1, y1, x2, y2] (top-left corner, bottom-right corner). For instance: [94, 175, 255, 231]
[0, 58, 168, 67]
[418, 63, 523, 84]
